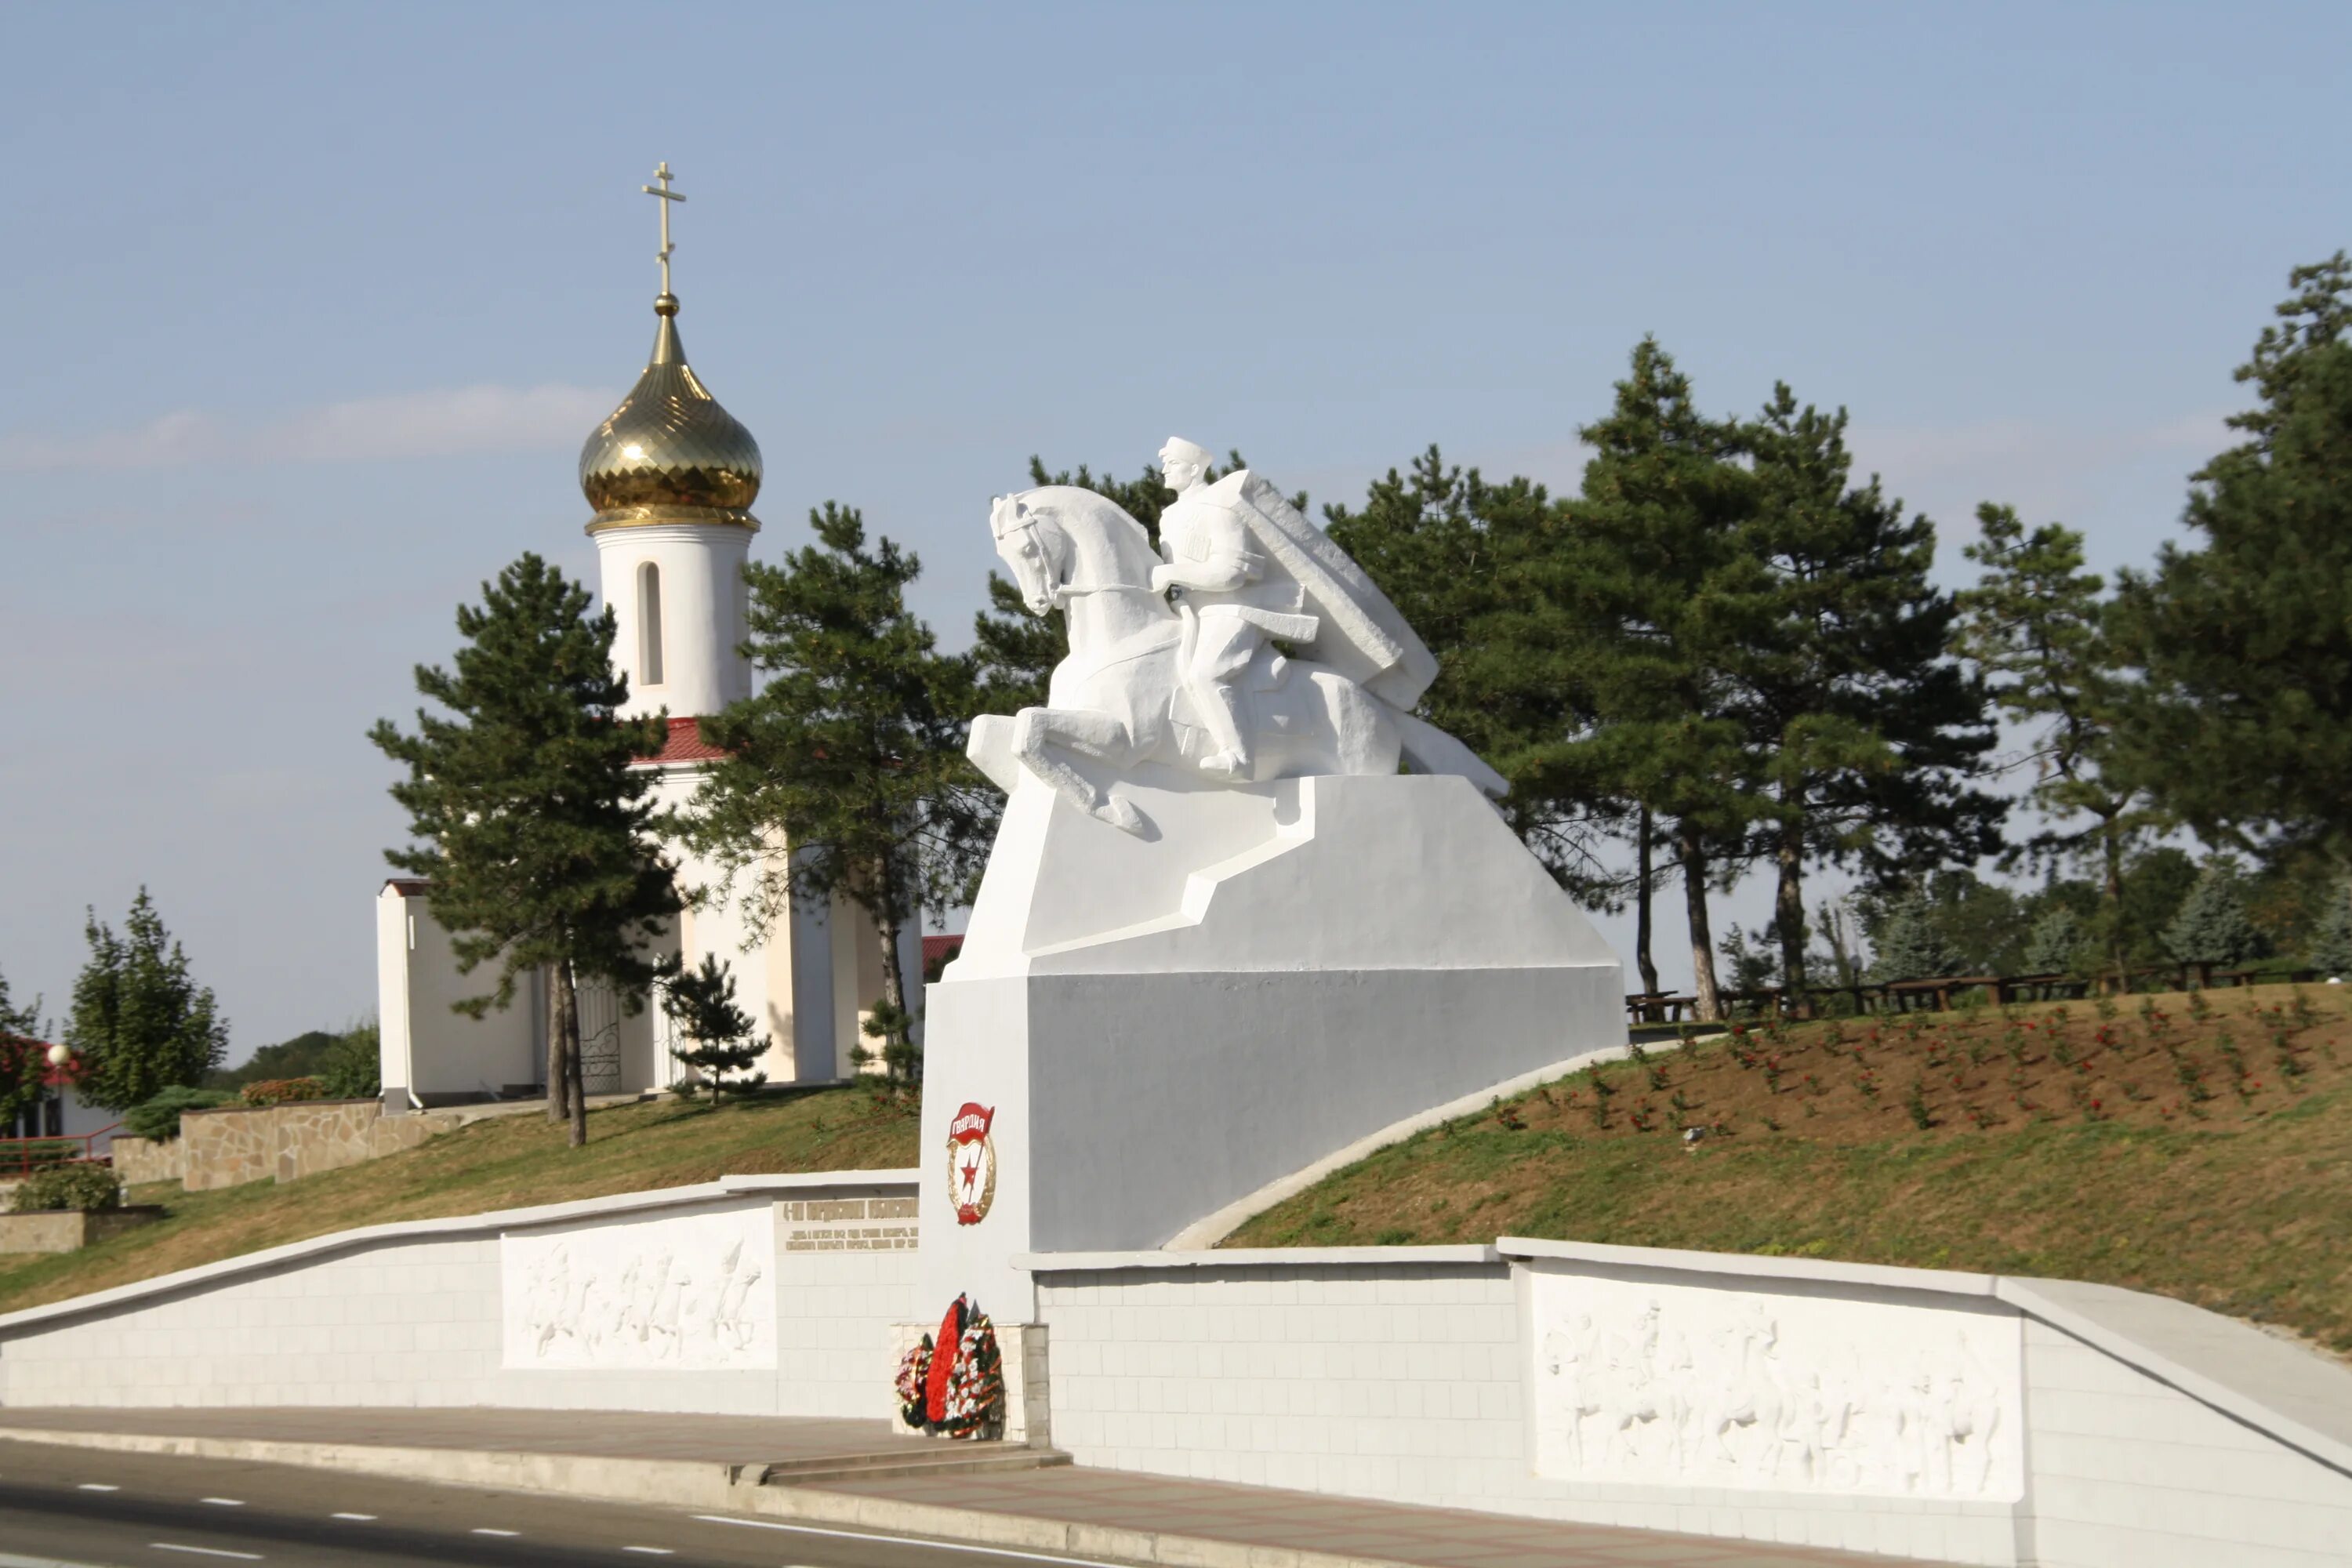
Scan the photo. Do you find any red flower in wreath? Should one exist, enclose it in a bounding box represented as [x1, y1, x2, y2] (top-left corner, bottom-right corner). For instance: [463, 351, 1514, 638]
[925, 1294, 967, 1427]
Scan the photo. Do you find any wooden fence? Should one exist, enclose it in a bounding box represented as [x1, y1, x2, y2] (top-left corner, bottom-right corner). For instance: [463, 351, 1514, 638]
[1626, 963, 2329, 1024]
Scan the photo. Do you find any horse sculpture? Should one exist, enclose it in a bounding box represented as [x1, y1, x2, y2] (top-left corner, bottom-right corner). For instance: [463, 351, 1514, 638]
[971, 485, 1505, 833]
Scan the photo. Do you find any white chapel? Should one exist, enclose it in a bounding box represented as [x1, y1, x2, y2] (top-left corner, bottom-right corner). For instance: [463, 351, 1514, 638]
[376, 172, 909, 1106]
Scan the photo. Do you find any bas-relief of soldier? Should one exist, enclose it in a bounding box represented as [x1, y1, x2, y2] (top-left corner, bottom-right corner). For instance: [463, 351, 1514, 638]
[974, 435, 1506, 834]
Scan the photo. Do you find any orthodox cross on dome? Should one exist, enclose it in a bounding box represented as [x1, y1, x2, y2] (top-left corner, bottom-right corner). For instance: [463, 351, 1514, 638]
[641, 162, 687, 298]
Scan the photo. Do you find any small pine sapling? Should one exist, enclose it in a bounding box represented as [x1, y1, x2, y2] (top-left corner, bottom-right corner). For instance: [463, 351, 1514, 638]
[662, 955, 767, 1103]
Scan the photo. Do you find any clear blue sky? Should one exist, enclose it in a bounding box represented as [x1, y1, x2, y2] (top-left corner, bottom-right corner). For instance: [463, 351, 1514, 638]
[2, 2, 2342, 1055]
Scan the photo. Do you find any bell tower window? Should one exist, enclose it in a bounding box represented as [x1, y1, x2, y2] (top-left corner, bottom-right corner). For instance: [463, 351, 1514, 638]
[638, 561, 665, 687]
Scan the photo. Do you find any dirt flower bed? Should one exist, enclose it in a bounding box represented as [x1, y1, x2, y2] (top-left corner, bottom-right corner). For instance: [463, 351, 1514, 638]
[1541, 987, 2347, 1144]
[1232, 986, 2352, 1352]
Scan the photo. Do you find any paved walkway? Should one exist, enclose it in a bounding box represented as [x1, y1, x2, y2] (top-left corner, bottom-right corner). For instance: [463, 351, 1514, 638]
[0, 1408, 1910, 1568]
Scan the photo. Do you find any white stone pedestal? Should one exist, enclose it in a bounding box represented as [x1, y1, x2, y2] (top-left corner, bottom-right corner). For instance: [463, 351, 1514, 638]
[916, 761, 1624, 1322]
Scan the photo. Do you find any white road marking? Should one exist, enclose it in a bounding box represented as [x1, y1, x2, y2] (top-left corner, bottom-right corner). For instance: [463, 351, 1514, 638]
[329, 1512, 377, 1521]
[470, 1529, 520, 1537]
[687, 1515, 1124, 1566]
[198, 1498, 245, 1507]
[621, 1552, 673, 1558]
[0, 1552, 124, 1568]
[150, 1548, 263, 1562]
[74, 1483, 119, 1492]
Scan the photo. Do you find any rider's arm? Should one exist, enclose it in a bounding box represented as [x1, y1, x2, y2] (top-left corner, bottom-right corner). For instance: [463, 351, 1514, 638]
[1152, 511, 1261, 593]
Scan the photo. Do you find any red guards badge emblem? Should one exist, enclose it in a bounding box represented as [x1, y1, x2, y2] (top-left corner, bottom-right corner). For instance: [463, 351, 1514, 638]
[946, 1102, 997, 1226]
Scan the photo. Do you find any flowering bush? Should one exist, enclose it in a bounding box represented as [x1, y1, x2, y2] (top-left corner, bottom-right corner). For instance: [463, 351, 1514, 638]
[240, 1076, 326, 1108]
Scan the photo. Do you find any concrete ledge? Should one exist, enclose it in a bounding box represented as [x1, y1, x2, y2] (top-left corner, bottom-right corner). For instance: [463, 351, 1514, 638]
[1998, 1275, 2352, 1481]
[1497, 1235, 2003, 1299]
[0, 1168, 919, 1336]
[0, 1425, 1446, 1568]
[1018, 1243, 1500, 1272]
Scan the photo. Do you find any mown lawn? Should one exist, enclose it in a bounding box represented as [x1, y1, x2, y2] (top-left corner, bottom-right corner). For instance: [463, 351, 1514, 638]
[0, 1085, 920, 1318]
[1229, 987, 2352, 1352]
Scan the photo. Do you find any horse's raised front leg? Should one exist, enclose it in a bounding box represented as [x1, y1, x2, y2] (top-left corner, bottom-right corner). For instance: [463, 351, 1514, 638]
[1014, 706, 1147, 835]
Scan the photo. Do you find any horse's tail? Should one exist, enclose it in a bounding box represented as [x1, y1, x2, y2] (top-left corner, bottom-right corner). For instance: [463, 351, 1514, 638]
[1391, 708, 1509, 799]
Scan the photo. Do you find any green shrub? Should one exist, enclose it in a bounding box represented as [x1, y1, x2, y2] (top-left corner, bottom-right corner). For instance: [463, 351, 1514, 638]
[12, 1162, 122, 1213]
[318, 1023, 380, 1101]
[240, 1076, 325, 1108]
[122, 1085, 234, 1142]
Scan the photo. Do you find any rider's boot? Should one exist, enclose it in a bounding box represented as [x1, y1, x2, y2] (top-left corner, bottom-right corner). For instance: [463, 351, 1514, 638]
[1198, 684, 1254, 779]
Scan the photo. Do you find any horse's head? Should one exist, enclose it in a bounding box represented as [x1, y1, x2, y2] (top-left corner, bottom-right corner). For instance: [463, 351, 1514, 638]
[989, 491, 1066, 615]
[987, 485, 1160, 617]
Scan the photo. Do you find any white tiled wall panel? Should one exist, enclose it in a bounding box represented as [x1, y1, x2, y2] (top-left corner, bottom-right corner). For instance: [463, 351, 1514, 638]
[2020, 1318, 2352, 1568]
[0, 1200, 917, 1420]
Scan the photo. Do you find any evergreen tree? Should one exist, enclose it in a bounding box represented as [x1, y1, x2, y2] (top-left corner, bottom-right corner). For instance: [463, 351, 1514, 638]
[1868, 889, 1966, 983]
[1544, 339, 1759, 1018]
[368, 553, 678, 1147]
[2302, 880, 2352, 978]
[662, 954, 765, 1102]
[0, 964, 48, 1134]
[64, 889, 229, 1112]
[2024, 906, 2088, 976]
[2164, 860, 2262, 971]
[2114, 256, 2352, 853]
[1733, 387, 2004, 998]
[1956, 506, 2154, 984]
[1323, 448, 1630, 905]
[683, 504, 989, 1087]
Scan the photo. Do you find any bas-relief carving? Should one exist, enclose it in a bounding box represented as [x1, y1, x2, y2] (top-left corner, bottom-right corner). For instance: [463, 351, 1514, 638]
[1530, 1275, 2021, 1501]
[971, 437, 1507, 834]
[501, 1209, 774, 1370]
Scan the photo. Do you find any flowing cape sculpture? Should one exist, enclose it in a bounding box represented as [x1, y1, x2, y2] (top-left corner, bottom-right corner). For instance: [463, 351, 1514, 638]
[973, 449, 1504, 833]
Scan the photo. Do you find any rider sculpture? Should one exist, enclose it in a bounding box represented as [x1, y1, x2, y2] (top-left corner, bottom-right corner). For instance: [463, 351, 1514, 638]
[972, 437, 1498, 833]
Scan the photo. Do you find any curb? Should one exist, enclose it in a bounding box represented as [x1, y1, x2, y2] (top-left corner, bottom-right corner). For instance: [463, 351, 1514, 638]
[0, 1426, 1422, 1568]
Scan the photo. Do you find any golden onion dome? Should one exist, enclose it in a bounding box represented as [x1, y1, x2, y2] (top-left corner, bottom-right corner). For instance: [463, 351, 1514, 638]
[579, 293, 762, 530]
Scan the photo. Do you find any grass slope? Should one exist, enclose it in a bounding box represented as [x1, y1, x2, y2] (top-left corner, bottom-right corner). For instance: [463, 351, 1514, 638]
[0, 1086, 918, 1319]
[1229, 986, 2352, 1352]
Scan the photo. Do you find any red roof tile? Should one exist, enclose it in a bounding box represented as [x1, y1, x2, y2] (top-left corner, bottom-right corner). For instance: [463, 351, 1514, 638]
[923, 934, 964, 964]
[638, 717, 730, 765]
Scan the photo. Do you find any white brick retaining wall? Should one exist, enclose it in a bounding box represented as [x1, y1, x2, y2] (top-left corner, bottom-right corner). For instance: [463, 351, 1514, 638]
[0, 1172, 921, 1421]
[1021, 1240, 2352, 1568]
[5, 1174, 2348, 1567]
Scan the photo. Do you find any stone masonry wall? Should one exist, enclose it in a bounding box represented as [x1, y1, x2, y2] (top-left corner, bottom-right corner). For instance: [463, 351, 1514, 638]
[180, 1102, 460, 1191]
[112, 1135, 187, 1187]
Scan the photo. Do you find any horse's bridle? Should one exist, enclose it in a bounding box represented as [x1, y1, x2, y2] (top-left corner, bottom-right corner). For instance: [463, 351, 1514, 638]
[994, 503, 1154, 606]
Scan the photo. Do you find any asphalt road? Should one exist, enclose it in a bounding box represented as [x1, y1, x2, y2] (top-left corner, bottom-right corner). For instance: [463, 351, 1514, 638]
[0, 1443, 1128, 1568]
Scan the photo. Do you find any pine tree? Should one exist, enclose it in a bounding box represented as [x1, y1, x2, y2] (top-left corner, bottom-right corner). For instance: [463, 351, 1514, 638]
[1956, 506, 2153, 985]
[2024, 906, 2089, 977]
[368, 553, 678, 1147]
[2302, 880, 2352, 978]
[1733, 387, 2004, 999]
[64, 889, 229, 1112]
[1869, 890, 1965, 983]
[2114, 256, 2352, 853]
[662, 954, 765, 1102]
[1323, 448, 1629, 904]
[683, 504, 989, 1088]
[1544, 339, 1759, 1019]
[2164, 861, 2262, 971]
[0, 963, 48, 1133]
